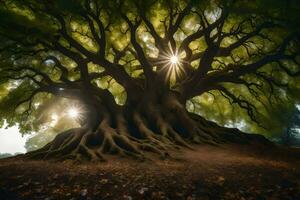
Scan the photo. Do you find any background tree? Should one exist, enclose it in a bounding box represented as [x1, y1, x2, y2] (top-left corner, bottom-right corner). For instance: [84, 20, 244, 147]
[280, 105, 300, 146]
[0, 153, 13, 159]
[0, 0, 299, 161]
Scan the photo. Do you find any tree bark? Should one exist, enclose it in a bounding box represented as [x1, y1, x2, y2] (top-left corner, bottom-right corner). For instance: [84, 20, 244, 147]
[25, 88, 272, 161]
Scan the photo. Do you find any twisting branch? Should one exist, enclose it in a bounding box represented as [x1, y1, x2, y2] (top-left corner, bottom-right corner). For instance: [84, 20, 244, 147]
[179, 7, 228, 61]
[84, 0, 107, 57]
[15, 87, 45, 109]
[216, 85, 259, 123]
[54, 14, 95, 58]
[121, 13, 154, 85]
[228, 36, 300, 78]
[134, 1, 165, 50]
[44, 56, 71, 83]
[2, 66, 54, 85]
[165, 0, 193, 51]
[218, 22, 278, 57]
[184, 31, 299, 106]
[0, 74, 43, 87]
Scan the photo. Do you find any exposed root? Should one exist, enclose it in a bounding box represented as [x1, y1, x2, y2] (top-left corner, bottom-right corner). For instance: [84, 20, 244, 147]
[25, 99, 272, 162]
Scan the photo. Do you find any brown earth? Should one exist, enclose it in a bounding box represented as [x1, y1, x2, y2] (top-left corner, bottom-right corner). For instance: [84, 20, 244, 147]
[0, 144, 299, 200]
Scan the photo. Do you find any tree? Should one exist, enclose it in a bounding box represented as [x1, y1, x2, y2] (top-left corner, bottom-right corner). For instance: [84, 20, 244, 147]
[0, 0, 299, 161]
[281, 105, 300, 146]
[0, 153, 13, 159]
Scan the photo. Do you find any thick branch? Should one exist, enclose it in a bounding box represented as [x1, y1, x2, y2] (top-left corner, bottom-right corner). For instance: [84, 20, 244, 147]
[44, 56, 71, 83]
[122, 14, 154, 86]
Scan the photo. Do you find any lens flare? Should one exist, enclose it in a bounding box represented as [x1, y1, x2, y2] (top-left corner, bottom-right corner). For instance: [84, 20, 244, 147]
[170, 55, 179, 64]
[143, 44, 186, 85]
[67, 108, 79, 119]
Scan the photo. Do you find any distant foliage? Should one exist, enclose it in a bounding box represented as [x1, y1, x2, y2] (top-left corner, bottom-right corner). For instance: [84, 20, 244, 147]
[280, 105, 300, 146]
[0, 152, 22, 159]
[0, 153, 12, 159]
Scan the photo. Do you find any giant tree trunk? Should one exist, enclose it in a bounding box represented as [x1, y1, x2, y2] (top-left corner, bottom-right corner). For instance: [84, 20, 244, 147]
[26, 90, 272, 161]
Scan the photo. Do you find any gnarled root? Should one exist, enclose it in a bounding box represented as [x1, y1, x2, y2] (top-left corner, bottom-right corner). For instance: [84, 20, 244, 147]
[25, 110, 179, 161]
[25, 97, 271, 161]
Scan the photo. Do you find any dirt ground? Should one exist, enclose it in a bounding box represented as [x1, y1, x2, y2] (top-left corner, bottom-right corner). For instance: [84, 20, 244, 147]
[0, 144, 299, 200]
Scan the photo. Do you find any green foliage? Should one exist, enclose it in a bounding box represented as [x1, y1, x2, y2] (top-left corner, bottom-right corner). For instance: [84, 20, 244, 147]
[231, 0, 300, 31]
[0, 6, 56, 42]
[0, 81, 35, 129]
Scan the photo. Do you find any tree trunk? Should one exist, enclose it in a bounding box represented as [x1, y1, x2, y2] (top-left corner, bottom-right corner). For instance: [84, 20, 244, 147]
[26, 90, 272, 161]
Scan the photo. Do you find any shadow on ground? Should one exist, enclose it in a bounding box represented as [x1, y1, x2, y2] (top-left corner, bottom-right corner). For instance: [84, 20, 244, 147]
[0, 144, 299, 200]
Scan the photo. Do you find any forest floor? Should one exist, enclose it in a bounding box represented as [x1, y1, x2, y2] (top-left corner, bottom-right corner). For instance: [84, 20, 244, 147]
[0, 143, 299, 200]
